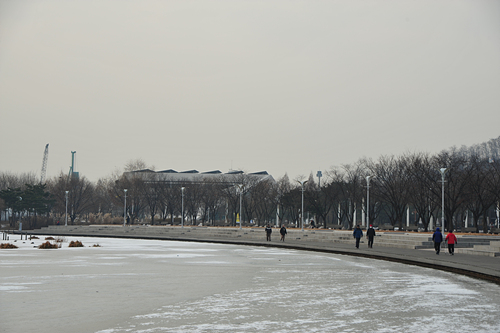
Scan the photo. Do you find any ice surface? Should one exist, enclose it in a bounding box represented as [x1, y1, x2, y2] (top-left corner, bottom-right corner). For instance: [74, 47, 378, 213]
[1, 234, 500, 333]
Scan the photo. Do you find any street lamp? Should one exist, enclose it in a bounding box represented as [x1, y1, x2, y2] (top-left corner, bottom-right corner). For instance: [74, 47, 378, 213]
[123, 189, 128, 227]
[440, 168, 448, 231]
[297, 180, 308, 231]
[65, 191, 69, 226]
[181, 187, 185, 228]
[366, 176, 372, 228]
[18, 196, 23, 231]
[238, 184, 243, 230]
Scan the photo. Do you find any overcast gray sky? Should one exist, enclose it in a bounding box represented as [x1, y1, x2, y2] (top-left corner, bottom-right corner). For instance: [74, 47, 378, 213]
[1, 0, 499, 182]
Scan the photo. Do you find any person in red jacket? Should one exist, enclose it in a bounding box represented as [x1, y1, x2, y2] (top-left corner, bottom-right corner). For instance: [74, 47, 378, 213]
[445, 229, 458, 255]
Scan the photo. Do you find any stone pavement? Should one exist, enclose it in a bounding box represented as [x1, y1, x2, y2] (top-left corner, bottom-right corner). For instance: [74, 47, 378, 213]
[20, 225, 500, 285]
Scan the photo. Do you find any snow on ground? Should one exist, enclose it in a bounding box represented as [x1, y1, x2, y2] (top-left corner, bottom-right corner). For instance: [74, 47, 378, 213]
[1, 233, 500, 333]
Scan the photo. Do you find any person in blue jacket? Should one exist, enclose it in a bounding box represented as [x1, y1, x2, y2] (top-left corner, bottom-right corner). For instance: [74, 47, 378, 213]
[432, 227, 443, 255]
[353, 225, 363, 249]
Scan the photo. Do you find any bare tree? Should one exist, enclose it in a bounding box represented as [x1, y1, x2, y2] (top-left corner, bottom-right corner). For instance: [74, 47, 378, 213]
[184, 181, 203, 225]
[433, 150, 471, 231]
[141, 173, 163, 225]
[406, 153, 440, 231]
[368, 155, 411, 230]
[114, 174, 148, 224]
[305, 173, 337, 229]
[124, 159, 155, 172]
[48, 173, 94, 224]
[251, 179, 278, 226]
[199, 179, 224, 225]
[463, 155, 497, 232]
[328, 162, 364, 229]
[276, 174, 292, 226]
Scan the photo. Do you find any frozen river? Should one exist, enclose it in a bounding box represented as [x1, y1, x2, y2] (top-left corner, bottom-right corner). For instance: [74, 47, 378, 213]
[1, 236, 500, 333]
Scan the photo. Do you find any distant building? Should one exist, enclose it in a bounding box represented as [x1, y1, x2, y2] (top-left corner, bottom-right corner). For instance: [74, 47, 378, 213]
[123, 169, 275, 185]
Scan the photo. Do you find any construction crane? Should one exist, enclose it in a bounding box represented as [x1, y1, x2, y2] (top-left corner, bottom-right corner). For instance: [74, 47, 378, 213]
[68, 151, 79, 181]
[40, 144, 49, 184]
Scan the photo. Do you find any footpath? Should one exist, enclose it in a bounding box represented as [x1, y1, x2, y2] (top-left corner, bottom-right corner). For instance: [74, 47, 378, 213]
[16, 225, 500, 285]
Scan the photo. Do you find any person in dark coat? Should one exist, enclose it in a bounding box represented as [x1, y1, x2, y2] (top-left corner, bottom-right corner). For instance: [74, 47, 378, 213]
[366, 224, 376, 248]
[279, 225, 287, 242]
[432, 227, 443, 255]
[265, 224, 272, 241]
[353, 225, 363, 249]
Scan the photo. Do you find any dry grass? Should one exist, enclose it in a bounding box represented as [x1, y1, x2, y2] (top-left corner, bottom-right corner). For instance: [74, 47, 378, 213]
[92, 244, 101, 247]
[38, 241, 59, 249]
[45, 236, 55, 240]
[1, 243, 18, 249]
[68, 240, 84, 247]
[29, 236, 39, 240]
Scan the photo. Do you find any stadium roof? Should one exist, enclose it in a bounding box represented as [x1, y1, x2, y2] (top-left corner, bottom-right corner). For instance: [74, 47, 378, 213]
[124, 169, 274, 185]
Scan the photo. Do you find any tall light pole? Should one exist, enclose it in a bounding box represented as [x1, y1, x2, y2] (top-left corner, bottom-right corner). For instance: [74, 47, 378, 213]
[123, 189, 128, 227]
[238, 184, 243, 230]
[65, 191, 69, 226]
[366, 176, 372, 228]
[181, 187, 185, 228]
[298, 180, 308, 231]
[440, 168, 448, 231]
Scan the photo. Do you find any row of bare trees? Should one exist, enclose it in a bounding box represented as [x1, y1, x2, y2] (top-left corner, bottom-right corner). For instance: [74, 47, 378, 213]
[1, 145, 500, 232]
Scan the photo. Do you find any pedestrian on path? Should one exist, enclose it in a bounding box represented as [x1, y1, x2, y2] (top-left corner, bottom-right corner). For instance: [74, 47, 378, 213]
[280, 225, 287, 242]
[445, 229, 458, 255]
[367, 224, 376, 248]
[265, 224, 272, 241]
[353, 225, 363, 249]
[432, 227, 443, 255]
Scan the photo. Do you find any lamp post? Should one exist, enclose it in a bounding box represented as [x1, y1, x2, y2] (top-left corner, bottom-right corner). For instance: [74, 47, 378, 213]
[181, 187, 185, 228]
[18, 196, 23, 231]
[297, 180, 308, 231]
[65, 191, 69, 226]
[440, 168, 448, 231]
[366, 176, 372, 228]
[123, 189, 127, 227]
[238, 184, 243, 230]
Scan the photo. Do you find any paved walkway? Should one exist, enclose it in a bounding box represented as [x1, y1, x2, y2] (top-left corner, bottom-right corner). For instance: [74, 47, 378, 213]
[20, 225, 500, 285]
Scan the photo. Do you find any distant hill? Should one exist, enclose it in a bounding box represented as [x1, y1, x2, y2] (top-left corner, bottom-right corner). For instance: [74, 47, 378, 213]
[451, 135, 500, 161]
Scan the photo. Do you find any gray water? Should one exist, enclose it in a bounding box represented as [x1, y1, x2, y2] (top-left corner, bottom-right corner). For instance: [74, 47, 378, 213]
[1, 236, 499, 333]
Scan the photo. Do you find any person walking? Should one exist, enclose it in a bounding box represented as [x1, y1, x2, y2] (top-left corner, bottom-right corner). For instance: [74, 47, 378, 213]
[445, 229, 458, 255]
[366, 224, 376, 248]
[279, 225, 287, 242]
[432, 227, 443, 255]
[265, 224, 272, 241]
[353, 225, 363, 249]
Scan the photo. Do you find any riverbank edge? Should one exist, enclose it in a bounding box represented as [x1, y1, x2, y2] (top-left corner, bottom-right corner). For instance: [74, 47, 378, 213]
[11, 226, 500, 286]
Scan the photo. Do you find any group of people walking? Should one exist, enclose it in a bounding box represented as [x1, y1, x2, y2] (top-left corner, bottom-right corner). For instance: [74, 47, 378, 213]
[354, 224, 459, 254]
[353, 224, 376, 248]
[266, 224, 459, 255]
[265, 224, 288, 242]
[432, 227, 458, 255]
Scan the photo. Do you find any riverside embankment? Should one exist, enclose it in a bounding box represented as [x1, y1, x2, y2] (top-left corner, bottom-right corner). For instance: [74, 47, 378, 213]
[18, 225, 500, 285]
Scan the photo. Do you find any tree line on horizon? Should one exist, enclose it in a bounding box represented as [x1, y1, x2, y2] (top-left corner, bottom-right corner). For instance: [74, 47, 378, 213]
[1, 136, 500, 233]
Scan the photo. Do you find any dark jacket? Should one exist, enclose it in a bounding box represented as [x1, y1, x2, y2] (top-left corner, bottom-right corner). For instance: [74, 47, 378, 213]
[265, 227, 272, 235]
[353, 228, 363, 239]
[367, 227, 376, 238]
[432, 228, 443, 243]
[280, 227, 287, 235]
